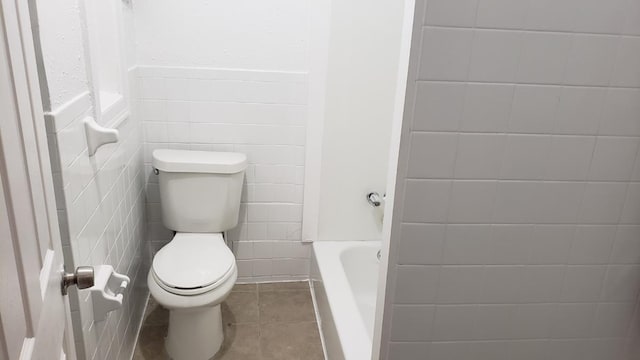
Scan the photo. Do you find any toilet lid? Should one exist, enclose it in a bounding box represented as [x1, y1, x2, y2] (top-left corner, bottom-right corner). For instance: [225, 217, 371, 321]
[152, 233, 235, 290]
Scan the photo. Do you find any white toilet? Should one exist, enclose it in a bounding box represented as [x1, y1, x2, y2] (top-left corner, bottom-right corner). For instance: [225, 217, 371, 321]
[147, 149, 247, 360]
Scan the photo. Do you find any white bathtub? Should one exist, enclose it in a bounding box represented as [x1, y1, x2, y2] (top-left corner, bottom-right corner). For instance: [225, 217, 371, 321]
[311, 241, 380, 360]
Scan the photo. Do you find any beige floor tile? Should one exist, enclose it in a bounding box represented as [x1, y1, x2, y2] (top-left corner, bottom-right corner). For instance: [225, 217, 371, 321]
[258, 281, 309, 292]
[143, 298, 169, 326]
[133, 325, 169, 360]
[213, 324, 261, 360]
[136, 282, 322, 360]
[259, 290, 316, 324]
[222, 291, 260, 324]
[232, 284, 258, 293]
[259, 322, 324, 360]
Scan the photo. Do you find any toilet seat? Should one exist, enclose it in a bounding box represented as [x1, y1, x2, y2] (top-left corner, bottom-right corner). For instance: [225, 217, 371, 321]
[152, 232, 235, 296]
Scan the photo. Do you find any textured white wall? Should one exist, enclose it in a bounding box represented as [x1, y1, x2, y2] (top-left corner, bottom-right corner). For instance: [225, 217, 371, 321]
[32, 0, 90, 111]
[131, 0, 309, 71]
[316, 0, 405, 241]
[381, 0, 640, 359]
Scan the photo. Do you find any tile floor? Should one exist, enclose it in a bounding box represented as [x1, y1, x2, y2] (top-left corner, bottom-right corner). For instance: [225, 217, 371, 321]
[133, 281, 324, 360]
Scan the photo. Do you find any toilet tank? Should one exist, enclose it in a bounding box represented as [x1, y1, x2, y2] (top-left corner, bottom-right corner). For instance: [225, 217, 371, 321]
[152, 149, 247, 233]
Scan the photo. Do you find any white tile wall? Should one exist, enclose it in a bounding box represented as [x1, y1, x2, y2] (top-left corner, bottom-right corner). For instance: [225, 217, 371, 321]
[382, 0, 640, 359]
[135, 66, 310, 283]
[46, 87, 147, 360]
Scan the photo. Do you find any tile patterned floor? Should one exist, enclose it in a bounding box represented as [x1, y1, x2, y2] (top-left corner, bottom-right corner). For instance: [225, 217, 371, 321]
[133, 282, 324, 360]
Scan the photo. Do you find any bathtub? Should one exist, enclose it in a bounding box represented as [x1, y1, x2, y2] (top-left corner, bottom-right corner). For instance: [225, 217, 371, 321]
[311, 241, 380, 360]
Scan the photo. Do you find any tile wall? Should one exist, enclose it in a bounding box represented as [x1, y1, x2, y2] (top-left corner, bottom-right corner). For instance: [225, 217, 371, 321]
[46, 88, 148, 360]
[135, 66, 310, 282]
[382, 0, 640, 359]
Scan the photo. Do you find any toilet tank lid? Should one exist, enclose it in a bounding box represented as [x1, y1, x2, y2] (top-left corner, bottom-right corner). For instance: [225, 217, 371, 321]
[153, 149, 247, 174]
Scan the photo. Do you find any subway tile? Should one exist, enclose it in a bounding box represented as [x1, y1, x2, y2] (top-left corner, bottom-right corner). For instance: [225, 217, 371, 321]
[413, 82, 465, 132]
[395, 266, 440, 304]
[600, 265, 640, 301]
[550, 303, 597, 338]
[443, 225, 493, 264]
[480, 266, 523, 303]
[388, 342, 431, 360]
[423, 0, 478, 27]
[611, 37, 640, 87]
[529, 225, 574, 264]
[454, 134, 506, 179]
[398, 224, 446, 265]
[475, 0, 529, 29]
[588, 137, 639, 181]
[447, 181, 497, 223]
[432, 305, 477, 340]
[610, 226, 640, 264]
[554, 87, 605, 135]
[511, 304, 555, 339]
[564, 35, 617, 86]
[600, 89, 640, 136]
[500, 135, 551, 180]
[402, 180, 452, 223]
[460, 84, 514, 132]
[418, 27, 474, 81]
[407, 132, 458, 178]
[473, 304, 518, 339]
[535, 182, 584, 224]
[579, 182, 628, 224]
[517, 33, 571, 84]
[620, 183, 640, 224]
[519, 265, 565, 303]
[468, 30, 522, 82]
[622, 0, 640, 35]
[572, 0, 626, 34]
[591, 302, 635, 337]
[390, 305, 436, 341]
[525, 0, 576, 32]
[509, 85, 561, 134]
[436, 266, 485, 304]
[490, 225, 533, 265]
[543, 136, 595, 181]
[493, 181, 541, 223]
[560, 265, 607, 302]
[569, 225, 616, 265]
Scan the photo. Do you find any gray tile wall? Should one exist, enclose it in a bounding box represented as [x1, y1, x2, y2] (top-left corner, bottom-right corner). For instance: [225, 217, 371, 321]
[381, 0, 640, 359]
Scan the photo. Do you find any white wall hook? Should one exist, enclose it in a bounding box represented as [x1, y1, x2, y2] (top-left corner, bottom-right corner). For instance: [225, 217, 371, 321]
[90, 265, 130, 321]
[84, 117, 119, 156]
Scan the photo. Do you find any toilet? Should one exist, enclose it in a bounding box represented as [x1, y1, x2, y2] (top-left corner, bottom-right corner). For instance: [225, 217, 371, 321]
[147, 149, 247, 360]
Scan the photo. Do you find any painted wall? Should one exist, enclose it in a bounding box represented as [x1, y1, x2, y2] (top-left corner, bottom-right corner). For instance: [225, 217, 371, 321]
[32, 0, 148, 359]
[129, 0, 314, 281]
[131, 0, 309, 71]
[381, 0, 640, 359]
[316, 0, 405, 241]
[30, 0, 89, 111]
[136, 66, 310, 282]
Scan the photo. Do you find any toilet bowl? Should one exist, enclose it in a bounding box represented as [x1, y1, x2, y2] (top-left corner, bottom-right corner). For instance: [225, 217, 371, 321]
[148, 233, 237, 359]
[148, 149, 246, 360]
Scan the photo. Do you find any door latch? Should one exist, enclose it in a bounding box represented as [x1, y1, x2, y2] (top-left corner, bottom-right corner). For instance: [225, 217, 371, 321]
[61, 266, 95, 295]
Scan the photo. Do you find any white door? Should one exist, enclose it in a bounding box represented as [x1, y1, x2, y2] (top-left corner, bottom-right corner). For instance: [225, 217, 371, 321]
[0, 0, 74, 359]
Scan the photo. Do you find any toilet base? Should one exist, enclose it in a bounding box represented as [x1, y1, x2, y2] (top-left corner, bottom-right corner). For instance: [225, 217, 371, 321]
[165, 305, 224, 360]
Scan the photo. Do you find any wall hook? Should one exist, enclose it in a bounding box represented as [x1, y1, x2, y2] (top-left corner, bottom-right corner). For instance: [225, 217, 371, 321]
[84, 117, 119, 156]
